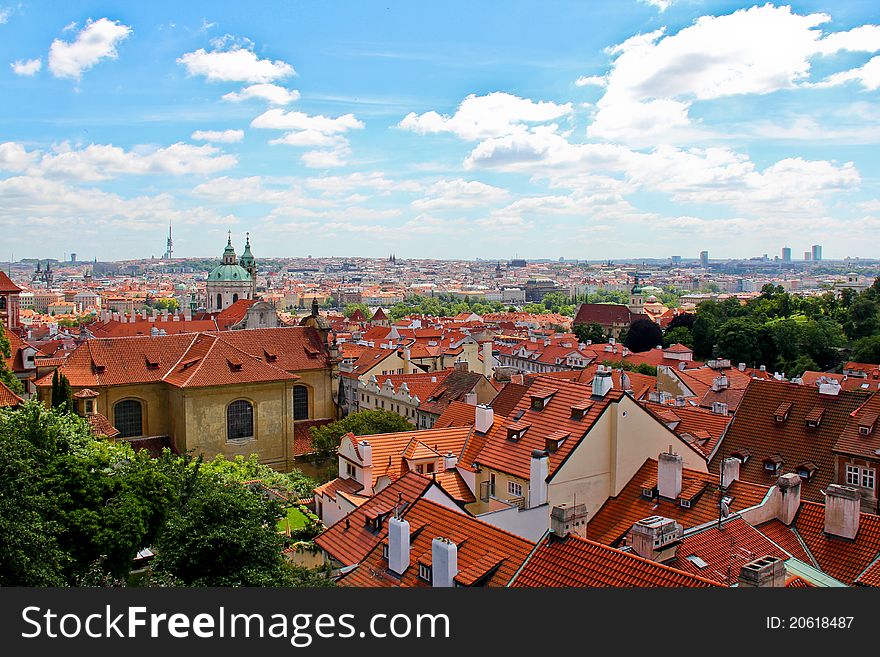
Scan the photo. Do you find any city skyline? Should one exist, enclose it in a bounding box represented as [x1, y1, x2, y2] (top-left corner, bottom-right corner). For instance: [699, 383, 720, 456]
[2, 1, 880, 260]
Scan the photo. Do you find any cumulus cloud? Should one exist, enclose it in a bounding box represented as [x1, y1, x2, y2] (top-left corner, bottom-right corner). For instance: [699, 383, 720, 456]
[252, 108, 364, 167]
[586, 5, 880, 144]
[574, 75, 606, 87]
[0, 7, 10, 24]
[10, 58, 42, 76]
[638, 0, 677, 12]
[411, 179, 510, 211]
[177, 43, 294, 83]
[48, 18, 131, 80]
[191, 129, 245, 143]
[812, 55, 880, 91]
[399, 92, 572, 141]
[0, 142, 40, 172]
[222, 83, 300, 105]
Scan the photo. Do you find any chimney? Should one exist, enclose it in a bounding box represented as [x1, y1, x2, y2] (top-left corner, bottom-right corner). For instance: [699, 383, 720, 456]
[777, 473, 801, 526]
[721, 457, 740, 489]
[402, 346, 412, 375]
[550, 503, 588, 539]
[529, 450, 549, 508]
[620, 370, 632, 392]
[475, 404, 494, 433]
[657, 451, 683, 500]
[631, 516, 683, 562]
[359, 440, 374, 495]
[454, 360, 469, 372]
[442, 452, 458, 471]
[591, 365, 613, 398]
[463, 391, 477, 405]
[431, 538, 458, 588]
[481, 341, 494, 378]
[738, 362, 746, 371]
[824, 484, 860, 539]
[388, 516, 411, 576]
[737, 555, 786, 588]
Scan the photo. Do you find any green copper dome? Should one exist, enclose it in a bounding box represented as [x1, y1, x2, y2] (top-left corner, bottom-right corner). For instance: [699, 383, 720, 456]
[207, 263, 252, 282]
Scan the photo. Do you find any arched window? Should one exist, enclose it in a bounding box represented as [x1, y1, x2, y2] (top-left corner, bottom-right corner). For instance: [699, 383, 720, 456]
[293, 385, 309, 421]
[0, 296, 6, 310]
[216, 293, 222, 310]
[232, 293, 239, 303]
[114, 399, 143, 438]
[227, 400, 254, 441]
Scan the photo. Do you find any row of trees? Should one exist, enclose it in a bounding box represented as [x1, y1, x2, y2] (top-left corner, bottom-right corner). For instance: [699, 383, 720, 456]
[657, 280, 880, 375]
[0, 402, 329, 587]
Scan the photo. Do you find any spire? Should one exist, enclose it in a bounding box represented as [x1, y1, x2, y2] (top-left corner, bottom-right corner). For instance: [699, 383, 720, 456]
[222, 232, 237, 265]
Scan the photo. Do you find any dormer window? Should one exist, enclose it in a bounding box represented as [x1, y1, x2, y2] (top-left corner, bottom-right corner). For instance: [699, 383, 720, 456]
[731, 449, 751, 464]
[774, 402, 792, 423]
[641, 486, 656, 499]
[382, 543, 389, 560]
[679, 498, 691, 509]
[507, 421, 530, 441]
[763, 454, 784, 475]
[544, 431, 569, 453]
[530, 389, 555, 411]
[418, 563, 432, 582]
[796, 462, 818, 481]
[571, 401, 592, 420]
[858, 413, 878, 436]
[805, 407, 824, 428]
[346, 462, 357, 479]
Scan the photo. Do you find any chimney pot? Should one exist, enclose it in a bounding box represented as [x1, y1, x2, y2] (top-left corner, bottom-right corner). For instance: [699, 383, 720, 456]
[824, 484, 860, 539]
[658, 451, 683, 500]
[737, 555, 786, 588]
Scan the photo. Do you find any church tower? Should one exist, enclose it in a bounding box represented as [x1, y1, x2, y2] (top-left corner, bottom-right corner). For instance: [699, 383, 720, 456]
[628, 274, 646, 315]
[205, 232, 255, 312]
[239, 232, 257, 301]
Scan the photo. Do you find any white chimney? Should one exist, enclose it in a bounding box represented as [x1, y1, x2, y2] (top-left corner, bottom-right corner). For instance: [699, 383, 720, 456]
[402, 346, 412, 375]
[388, 516, 411, 575]
[442, 452, 458, 471]
[529, 450, 549, 508]
[657, 451, 683, 500]
[631, 516, 683, 562]
[721, 457, 740, 488]
[481, 341, 494, 378]
[475, 404, 494, 433]
[431, 538, 458, 588]
[359, 440, 374, 495]
[777, 473, 801, 526]
[463, 391, 477, 405]
[738, 362, 746, 371]
[824, 484, 860, 539]
[591, 366, 613, 398]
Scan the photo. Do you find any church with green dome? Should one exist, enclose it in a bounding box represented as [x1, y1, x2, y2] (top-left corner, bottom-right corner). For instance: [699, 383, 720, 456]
[207, 232, 257, 312]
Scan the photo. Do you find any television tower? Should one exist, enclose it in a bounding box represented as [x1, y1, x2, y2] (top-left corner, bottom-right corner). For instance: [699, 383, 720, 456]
[163, 221, 173, 260]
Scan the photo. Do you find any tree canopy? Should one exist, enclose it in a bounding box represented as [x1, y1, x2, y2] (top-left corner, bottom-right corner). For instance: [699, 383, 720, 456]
[310, 409, 414, 458]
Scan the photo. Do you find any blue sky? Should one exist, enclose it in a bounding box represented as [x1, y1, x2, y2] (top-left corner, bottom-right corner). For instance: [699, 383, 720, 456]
[2, 1, 880, 261]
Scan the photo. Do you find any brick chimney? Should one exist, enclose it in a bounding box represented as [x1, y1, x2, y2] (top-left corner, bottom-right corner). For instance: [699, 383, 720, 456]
[824, 484, 860, 539]
[550, 503, 588, 539]
[721, 457, 740, 489]
[431, 537, 458, 587]
[631, 516, 683, 562]
[657, 451, 683, 500]
[737, 555, 786, 588]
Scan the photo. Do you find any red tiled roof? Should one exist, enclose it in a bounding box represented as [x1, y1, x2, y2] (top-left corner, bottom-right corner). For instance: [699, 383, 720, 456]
[587, 458, 770, 546]
[711, 379, 870, 501]
[792, 501, 880, 585]
[373, 369, 451, 402]
[315, 472, 432, 567]
[755, 520, 813, 564]
[669, 517, 789, 585]
[0, 380, 23, 407]
[433, 469, 476, 504]
[86, 412, 120, 438]
[574, 303, 634, 327]
[433, 400, 477, 429]
[641, 401, 732, 458]
[340, 498, 534, 587]
[855, 558, 880, 587]
[417, 370, 484, 417]
[88, 318, 219, 338]
[833, 392, 880, 460]
[510, 533, 719, 588]
[0, 271, 21, 293]
[489, 381, 534, 418]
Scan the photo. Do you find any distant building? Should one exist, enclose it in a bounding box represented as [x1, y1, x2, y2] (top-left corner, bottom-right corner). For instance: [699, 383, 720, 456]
[0, 271, 22, 333]
[671, 255, 682, 266]
[812, 244, 822, 262]
[804, 251, 811, 261]
[782, 247, 791, 262]
[700, 250, 709, 268]
[206, 232, 257, 312]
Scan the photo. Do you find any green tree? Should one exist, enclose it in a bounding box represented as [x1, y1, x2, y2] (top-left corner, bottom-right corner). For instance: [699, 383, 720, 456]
[623, 318, 663, 353]
[151, 475, 291, 587]
[715, 317, 764, 367]
[50, 370, 73, 411]
[783, 355, 820, 378]
[573, 322, 606, 344]
[343, 303, 371, 319]
[844, 296, 880, 341]
[202, 454, 317, 501]
[663, 326, 694, 349]
[851, 336, 880, 365]
[310, 409, 414, 458]
[691, 314, 717, 360]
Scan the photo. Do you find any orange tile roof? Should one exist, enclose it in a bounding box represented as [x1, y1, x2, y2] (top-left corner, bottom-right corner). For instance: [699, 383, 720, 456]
[754, 520, 813, 564]
[641, 401, 732, 458]
[433, 399, 477, 429]
[0, 271, 21, 293]
[855, 558, 880, 586]
[433, 469, 476, 504]
[0, 380, 23, 407]
[88, 318, 219, 338]
[86, 412, 120, 438]
[833, 392, 880, 460]
[587, 458, 770, 546]
[669, 517, 789, 585]
[711, 379, 870, 501]
[315, 472, 432, 567]
[340, 498, 535, 587]
[510, 533, 720, 588]
[792, 501, 880, 585]
[373, 369, 451, 402]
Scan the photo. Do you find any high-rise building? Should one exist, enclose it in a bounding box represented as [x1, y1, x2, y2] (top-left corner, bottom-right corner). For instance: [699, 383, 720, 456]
[671, 255, 682, 266]
[700, 250, 709, 268]
[812, 244, 822, 262]
[781, 247, 791, 262]
[804, 251, 811, 261]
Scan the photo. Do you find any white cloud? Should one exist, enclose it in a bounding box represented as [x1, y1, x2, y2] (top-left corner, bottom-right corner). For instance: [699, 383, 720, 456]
[398, 92, 572, 141]
[812, 56, 880, 91]
[251, 109, 363, 133]
[222, 83, 300, 105]
[48, 18, 132, 80]
[638, 0, 677, 12]
[411, 179, 510, 211]
[574, 75, 606, 87]
[2, 141, 237, 181]
[191, 129, 245, 143]
[10, 58, 42, 76]
[587, 5, 880, 144]
[301, 146, 350, 169]
[177, 44, 294, 83]
[0, 7, 10, 24]
[305, 172, 421, 195]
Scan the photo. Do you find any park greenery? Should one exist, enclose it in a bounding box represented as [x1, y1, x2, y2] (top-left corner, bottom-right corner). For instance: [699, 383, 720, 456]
[0, 402, 332, 587]
[668, 280, 880, 376]
[310, 408, 414, 459]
